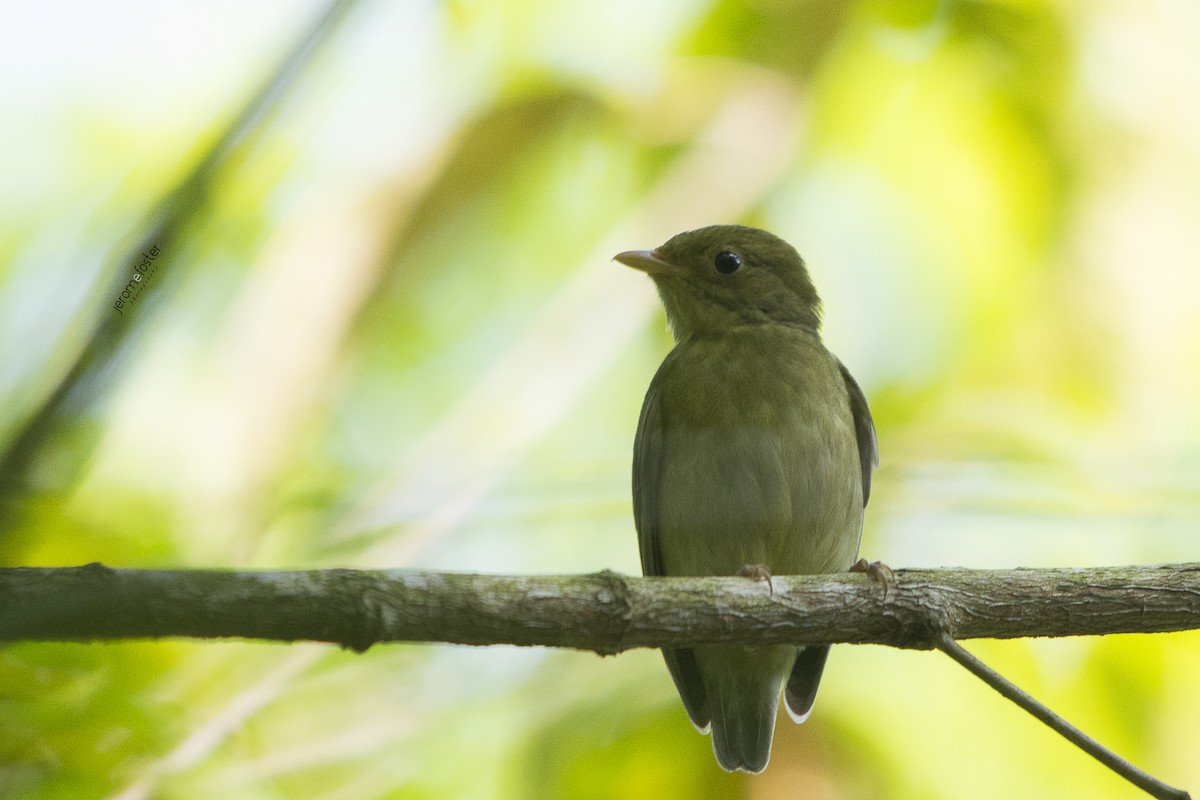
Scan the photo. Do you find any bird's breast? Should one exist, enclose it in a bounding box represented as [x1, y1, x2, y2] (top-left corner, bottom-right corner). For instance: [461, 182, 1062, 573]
[647, 328, 863, 577]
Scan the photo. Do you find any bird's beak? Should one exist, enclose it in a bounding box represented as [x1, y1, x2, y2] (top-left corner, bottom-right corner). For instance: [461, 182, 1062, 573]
[613, 249, 680, 277]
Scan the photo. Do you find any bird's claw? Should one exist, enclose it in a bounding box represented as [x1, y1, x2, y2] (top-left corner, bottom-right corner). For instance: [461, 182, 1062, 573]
[736, 563, 775, 595]
[850, 558, 894, 600]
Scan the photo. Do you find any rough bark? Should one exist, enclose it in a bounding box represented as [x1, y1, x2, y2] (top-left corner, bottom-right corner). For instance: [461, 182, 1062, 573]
[1, 563, 1197, 652]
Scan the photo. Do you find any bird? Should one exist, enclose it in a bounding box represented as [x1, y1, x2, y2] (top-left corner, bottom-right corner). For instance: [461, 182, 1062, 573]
[615, 224, 877, 774]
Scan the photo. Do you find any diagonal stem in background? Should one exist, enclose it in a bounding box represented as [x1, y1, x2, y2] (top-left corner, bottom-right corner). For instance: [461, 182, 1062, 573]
[937, 634, 1190, 800]
[0, 0, 362, 506]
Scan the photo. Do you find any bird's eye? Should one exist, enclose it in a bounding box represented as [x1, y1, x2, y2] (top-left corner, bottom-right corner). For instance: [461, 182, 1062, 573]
[714, 251, 742, 274]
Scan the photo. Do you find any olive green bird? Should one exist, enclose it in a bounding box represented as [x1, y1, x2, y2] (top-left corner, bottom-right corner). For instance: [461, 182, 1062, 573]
[615, 225, 877, 774]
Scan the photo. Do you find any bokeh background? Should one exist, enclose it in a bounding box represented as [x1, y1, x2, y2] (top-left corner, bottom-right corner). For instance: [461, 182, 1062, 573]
[2, 0, 1199, 797]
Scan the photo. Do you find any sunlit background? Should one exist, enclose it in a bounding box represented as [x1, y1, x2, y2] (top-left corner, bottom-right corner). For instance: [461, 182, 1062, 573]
[2, 0, 1198, 797]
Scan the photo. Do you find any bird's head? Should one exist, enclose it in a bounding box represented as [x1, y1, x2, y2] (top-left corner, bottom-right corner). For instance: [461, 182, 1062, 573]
[614, 225, 821, 342]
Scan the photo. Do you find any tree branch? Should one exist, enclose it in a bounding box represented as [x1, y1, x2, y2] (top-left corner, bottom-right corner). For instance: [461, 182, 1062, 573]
[4, 562, 1194, 797]
[1, 562, 1197, 651]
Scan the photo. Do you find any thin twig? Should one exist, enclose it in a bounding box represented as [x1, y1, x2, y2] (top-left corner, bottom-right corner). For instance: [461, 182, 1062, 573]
[937, 633, 1191, 800]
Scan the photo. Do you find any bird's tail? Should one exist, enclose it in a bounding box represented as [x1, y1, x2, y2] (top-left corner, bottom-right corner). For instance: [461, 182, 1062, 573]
[701, 646, 796, 774]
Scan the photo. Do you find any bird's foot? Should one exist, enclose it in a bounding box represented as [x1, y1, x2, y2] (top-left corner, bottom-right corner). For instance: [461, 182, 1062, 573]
[736, 563, 775, 595]
[850, 558, 894, 600]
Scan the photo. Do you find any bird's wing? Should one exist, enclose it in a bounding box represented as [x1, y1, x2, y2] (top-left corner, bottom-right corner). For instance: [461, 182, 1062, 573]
[838, 362, 878, 507]
[632, 385, 666, 577]
[783, 643, 831, 723]
[633, 382, 712, 731]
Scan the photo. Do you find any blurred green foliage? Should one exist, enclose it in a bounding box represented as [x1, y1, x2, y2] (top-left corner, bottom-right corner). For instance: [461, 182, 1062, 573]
[2, 0, 1199, 797]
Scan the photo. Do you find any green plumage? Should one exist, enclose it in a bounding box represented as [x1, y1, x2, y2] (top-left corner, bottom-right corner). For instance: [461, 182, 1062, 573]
[617, 225, 877, 773]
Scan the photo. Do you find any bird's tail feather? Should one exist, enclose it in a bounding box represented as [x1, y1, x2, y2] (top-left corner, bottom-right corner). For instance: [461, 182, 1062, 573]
[702, 646, 794, 774]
